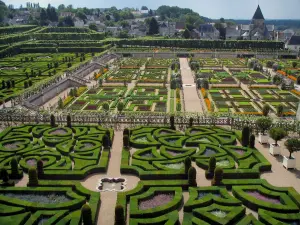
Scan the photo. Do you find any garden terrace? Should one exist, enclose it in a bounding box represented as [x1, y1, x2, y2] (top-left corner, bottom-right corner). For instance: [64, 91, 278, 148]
[138, 69, 168, 83]
[208, 88, 260, 114]
[248, 87, 300, 116]
[124, 87, 168, 112]
[121, 126, 271, 180]
[198, 59, 221, 68]
[0, 181, 100, 225]
[106, 69, 139, 83]
[0, 52, 95, 103]
[66, 86, 127, 111]
[210, 71, 237, 85]
[0, 125, 113, 179]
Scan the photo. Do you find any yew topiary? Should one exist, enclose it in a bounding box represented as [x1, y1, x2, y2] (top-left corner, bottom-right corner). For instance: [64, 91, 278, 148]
[10, 157, 19, 179]
[37, 159, 44, 178]
[115, 205, 125, 225]
[211, 167, 223, 186]
[188, 167, 197, 186]
[123, 135, 129, 148]
[205, 156, 216, 179]
[184, 157, 191, 174]
[28, 167, 38, 186]
[242, 126, 250, 147]
[81, 203, 92, 225]
[249, 134, 255, 148]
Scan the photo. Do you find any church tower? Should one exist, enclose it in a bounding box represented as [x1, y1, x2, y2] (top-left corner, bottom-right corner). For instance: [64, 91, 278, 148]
[251, 5, 265, 27]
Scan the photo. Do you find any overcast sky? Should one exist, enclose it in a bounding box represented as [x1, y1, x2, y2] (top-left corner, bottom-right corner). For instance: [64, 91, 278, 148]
[5, 0, 300, 19]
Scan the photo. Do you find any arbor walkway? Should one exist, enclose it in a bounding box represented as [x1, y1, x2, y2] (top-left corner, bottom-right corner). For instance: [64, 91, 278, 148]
[179, 58, 203, 113]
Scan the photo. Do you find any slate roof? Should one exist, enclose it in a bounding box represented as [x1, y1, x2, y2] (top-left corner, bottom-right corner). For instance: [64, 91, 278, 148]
[288, 36, 300, 45]
[252, 5, 264, 20]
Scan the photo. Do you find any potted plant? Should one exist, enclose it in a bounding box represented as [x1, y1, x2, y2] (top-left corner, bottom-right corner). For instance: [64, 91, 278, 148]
[256, 118, 272, 144]
[269, 128, 286, 156]
[283, 138, 300, 169]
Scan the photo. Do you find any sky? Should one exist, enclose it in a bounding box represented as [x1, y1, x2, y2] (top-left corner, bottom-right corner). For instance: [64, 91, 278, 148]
[4, 0, 300, 19]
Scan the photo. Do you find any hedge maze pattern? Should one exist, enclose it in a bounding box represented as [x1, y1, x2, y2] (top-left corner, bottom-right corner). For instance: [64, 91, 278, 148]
[0, 181, 100, 225]
[119, 126, 300, 224]
[121, 126, 271, 180]
[0, 125, 113, 179]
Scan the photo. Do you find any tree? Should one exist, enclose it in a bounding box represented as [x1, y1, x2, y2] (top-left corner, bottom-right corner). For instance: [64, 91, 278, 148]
[115, 205, 125, 225]
[81, 204, 92, 225]
[102, 102, 109, 111]
[58, 4, 65, 11]
[184, 157, 191, 174]
[148, 17, 159, 35]
[28, 167, 38, 186]
[188, 167, 197, 186]
[117, 102, 124, 113]
[10, 157, 19, 179]
[269, 128, 286, 146]
[183, 29, 191, 39]
[256, 118, 272, 135]
[211, 167, 223, 186]
[249, 134, 255, 148]
[205, 156, 216, 179]
[292, 62, 298, 68]
[50, 114, 56, 127]
[242, 126, 250, 147]
[64, 16, 74, 26]
[67, 114, 72, 127]
[0, 1, 8, 23]
[285, 138, 300, 159]
[89, 23, 98, 31]
[58, 98, 63, 109]
[40, 8, 48, 25]
[262, 104, 271, 117]
[277, 104, 284, 117]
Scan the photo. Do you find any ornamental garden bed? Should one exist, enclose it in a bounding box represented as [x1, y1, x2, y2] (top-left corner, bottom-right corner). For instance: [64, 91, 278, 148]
[106, 69, 139, 82]
[0, 124, 113, 179]
[138, 69, 168, 83]
[120, 58, 147, 69]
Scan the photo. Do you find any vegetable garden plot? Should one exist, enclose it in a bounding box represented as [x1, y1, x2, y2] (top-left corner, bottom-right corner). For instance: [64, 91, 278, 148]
[138, 69, 168, 83]
[124, 87, 168, 112]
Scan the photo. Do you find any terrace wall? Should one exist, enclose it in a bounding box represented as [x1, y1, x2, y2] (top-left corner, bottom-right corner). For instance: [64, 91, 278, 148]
[25, 78, 83, 107]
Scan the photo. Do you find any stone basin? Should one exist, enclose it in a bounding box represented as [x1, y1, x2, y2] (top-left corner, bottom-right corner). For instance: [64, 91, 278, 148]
[97, 178, 126, 192]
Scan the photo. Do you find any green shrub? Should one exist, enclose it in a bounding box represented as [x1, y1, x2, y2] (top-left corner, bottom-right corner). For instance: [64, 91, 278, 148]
[1, 168, 9, 183]
[184, 157, 191, 174]
[262, 104, 271, 117]
[123, 128, 130, 137]
[256, 117, 272, 135]
[123, 135, 129, 148]
[170, 115, 175, 130]
[115, 205, 125, 225]
[249, 134, 255, 148]
[189, 117, 193, 127]
[284, 138, 300, 159]
[67, 114, 72, 127]
[269, 128, 286, 146]
[188, 167, 197, 186]
[102, 135, 110, 149]
[206, 156, 216, 179]
[212, 167, 223, 186]
[276, 104, 284, 117]
[242, 126, 250, 147]
[37, 159, 44, 178]
[81, 203, 92, 225]
[28, 167, 38, 186]
[50, 114, 56, 127]
[10, 157, 19, 179]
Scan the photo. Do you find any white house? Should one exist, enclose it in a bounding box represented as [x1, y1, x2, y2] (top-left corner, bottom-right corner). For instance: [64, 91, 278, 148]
[286, 36, 300, 52]
[74, 18, 85, 28]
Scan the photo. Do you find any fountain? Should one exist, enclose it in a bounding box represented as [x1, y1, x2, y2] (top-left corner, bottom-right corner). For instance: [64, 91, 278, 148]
[97, 178, 126, 192]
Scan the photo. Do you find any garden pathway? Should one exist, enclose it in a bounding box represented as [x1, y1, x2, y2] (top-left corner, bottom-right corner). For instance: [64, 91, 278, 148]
[179, 58, 203, 113]
[80, 131, 140, 225]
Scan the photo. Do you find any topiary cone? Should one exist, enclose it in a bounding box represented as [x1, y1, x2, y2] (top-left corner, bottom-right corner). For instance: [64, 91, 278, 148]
[37, 159, 44, 178]
[81, 203, 92, 225]
[188, 167, 197, 186]
[211, 167, 223, 186]
[10, 157, 19, 179]
[28, 167, 38, 186]
[115, 205, 125, 225]
[205, 156, 216, 179]
[184, 157, 191, 174]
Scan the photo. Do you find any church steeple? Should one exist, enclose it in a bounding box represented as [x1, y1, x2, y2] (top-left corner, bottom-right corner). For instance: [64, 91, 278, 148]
[252, 5, 265, 20]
